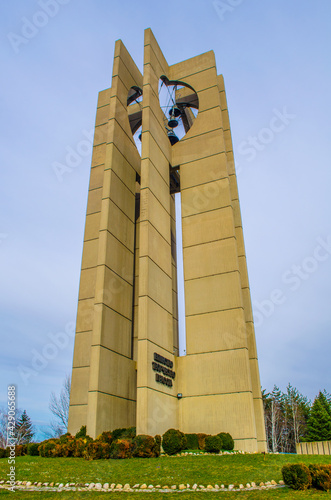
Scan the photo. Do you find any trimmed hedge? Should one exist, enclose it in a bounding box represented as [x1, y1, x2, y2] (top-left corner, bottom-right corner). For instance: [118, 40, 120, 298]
[109, 439, 133, 459]
[27, 443, 39, 456]
[282, 463, 312, 490]
[217, 432, 234, 451]
[132, 435, 158, 458]
[205, 435, 222, 453]
[84, 442, 111, 460]
[185, 434, 199, 450]
[0, 448, 9, 458]
[162, 429, 186, 455]
[154, 435, 161, 457]
[196, 433, 209, 450]
[309, 464, 331, 492]
[112, 427, 136, 440]
[96, 431, 113, 444]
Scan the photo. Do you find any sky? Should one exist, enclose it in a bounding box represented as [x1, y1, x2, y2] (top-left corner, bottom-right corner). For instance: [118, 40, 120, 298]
[1, 0, 330, 438]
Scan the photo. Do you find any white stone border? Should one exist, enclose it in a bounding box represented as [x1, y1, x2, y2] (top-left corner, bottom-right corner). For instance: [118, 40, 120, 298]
[0, 479, 285, 492]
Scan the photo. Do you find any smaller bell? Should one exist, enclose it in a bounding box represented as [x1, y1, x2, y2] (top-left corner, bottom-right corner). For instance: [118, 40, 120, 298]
[169, 106, 181, 118]
[168, 115, 178, 128]
[167, 130, 179, 145]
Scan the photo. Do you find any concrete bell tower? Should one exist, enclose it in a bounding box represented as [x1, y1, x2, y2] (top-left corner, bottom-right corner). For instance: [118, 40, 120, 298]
[68, 28, 267, 453]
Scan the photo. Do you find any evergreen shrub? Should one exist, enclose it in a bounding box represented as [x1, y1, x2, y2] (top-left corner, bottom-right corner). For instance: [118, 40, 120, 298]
[0, 448, 9, 458]
[162, 429, 186, 455]
[38, 439, 59, 457]
[205, 435, 222, 453]
[217, 432, 234, 451]
[109, 439, 133, 459]
[196, 433, 209, 450]
[132, 435, 157, 458]
[84, 441, 111, 460]
[309, 464, 331, 492]
[282, 463, 312, 490]
[185, 434, 199, 450]
[96, 431, 113, 444]
[154, 435, 161, 457]
[27, 443, 39, 456]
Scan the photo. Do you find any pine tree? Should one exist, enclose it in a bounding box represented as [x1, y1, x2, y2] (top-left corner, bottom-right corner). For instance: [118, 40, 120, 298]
[306, 396, 331, 442]
[15, 410, 34, 444]
[320, 390, 331, 417]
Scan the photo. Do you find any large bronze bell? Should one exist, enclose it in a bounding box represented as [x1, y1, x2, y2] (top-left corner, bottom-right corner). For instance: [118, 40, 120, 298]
[167, 130, 179, 145]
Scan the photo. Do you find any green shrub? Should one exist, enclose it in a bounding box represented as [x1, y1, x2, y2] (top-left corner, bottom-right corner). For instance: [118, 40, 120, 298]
[59, 433, 72, 444]
[72, 438, 88, 458]
[309, 464, 331, 492]
[111, 427, 136, 441]
[84, 442, 111, 460]
[96, 431, 113, 444]
[38, 439, 59, 457]
[132, 435, 157, 458]
[217, 432, 234, 451]
[196, 433, 209, 450]
[109, 439, 133, 459]
[184, 434, 199, 450]
[0, 448, 9, 458]
[27, 443, 39, 456]
[15, 445, 27, 456]
[154, 435, 161, 457]
[282, 463, 312, 491]
[205, 435, 222, 453]
[75, 426, 87, 438]
[162, 429, 186, 455]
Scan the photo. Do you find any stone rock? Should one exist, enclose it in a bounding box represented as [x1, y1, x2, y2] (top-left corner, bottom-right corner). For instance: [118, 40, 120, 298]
[58, 483, 64, 489]
[246, 483, 251, 488]
[239, 484, 244, 489]
[162, 485, 169, 489]
[115, 484, 122, 489]
[171, 485, 177, 489]
[207, 485, 213, 489]
[133, 484, 139, 488]
[140, 484, 147, 489]
[110, 483, 116, 489]
[192, 484, 197, 490]
[215, 485, 219, 489]
[271, 480, 277, 485]
[179, 484, 186, 490]
[26, 482, 32, 487]
[251, 482, 256, 487]
[259, 482, 264, 487]
[88, 483, 95, 490]
[155, 485, 161, 488]
[147, 485, 153, 489]
[279, 480, 285, 485]
[95, 483, 102, 489]
[103, 483, 109, 489]
[124, 484, 130, 489]
[228, 484, 234, 490]
[221, 485, 225, 489]
[199, 485, 205, 489]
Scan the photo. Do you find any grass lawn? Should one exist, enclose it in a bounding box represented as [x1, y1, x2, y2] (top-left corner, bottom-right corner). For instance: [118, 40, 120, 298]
[0, 453, 331, 498]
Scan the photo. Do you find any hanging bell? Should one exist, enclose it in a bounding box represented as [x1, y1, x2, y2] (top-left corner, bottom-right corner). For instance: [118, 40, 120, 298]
[168, 116, 178, 128]
[169, 106, 181, 118]
[167, 130, 179, 145]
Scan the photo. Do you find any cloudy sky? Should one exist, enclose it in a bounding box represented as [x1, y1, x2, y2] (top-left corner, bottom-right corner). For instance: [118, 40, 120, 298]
[1, 0, 330, 437]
